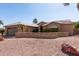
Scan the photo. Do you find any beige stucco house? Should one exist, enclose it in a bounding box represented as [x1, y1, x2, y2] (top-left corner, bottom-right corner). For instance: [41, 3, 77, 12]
[4, 22, 38, 36]
[38, 20, 74, 35]
[4, 20, 74, 36]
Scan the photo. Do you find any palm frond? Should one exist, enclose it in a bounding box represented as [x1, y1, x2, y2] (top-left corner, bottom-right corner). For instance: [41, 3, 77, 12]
[63, 3, 70, 6]
[0, 20, 3, 25]
[77, 3, 79, 11]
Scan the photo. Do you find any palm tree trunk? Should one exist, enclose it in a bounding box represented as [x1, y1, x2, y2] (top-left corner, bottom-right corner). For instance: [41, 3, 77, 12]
[77, 3, 79, 11]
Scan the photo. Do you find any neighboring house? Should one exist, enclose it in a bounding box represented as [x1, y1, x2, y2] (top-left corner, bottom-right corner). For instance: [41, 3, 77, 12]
[4, 22, 38, 36]
[4, 20, 74, 36]
[38, 20, 74, 35]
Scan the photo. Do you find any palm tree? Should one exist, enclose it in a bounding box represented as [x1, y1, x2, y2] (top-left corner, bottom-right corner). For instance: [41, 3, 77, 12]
[63, 3, 79, 11]
[63, 3, 70, 6]
[33, 18, 38, 24]
[0, 20, 3, 25]
[77, 3, 79, 11]
[0, 20, 4, 36]
[0, 29, 5, 36]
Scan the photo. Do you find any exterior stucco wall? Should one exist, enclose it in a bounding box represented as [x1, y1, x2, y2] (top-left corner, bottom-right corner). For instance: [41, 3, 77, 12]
[15, 32, 69, 39]
[43, 22, 74, 35]
[43, 22, 61, 30]
[5, 25, 26, 36]
[60, 24, 74, 35]
[5, 25, 38, 36]
[25, 26, 38, 32]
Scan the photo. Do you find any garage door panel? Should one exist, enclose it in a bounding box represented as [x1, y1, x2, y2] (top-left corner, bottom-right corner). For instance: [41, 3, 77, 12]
[7, 28, 18, 36]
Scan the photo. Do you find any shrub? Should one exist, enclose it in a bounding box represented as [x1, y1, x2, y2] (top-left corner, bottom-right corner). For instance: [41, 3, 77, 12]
[49, 28, 59, 32]
[32, 28, 39, 32]
[42, 29, 50, 32]
[42, 28, 59, 32]
[0, 29, 5, 35]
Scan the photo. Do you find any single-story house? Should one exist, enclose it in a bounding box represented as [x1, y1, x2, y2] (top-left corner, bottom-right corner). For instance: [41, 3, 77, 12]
[4, 22, 38, 36]
[4, 20, 74, 36]
[38, 20, 74, 35]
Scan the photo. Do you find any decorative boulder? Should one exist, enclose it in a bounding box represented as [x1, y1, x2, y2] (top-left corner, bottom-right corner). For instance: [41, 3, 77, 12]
[0, 36, 4, 41]
[61, 43, 79, 56]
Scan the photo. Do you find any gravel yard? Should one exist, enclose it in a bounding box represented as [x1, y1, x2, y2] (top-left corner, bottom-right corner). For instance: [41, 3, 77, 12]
[0, 35, 79, 56]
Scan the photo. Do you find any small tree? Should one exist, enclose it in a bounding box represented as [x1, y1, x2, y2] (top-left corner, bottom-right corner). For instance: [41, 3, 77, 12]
[0, 29, 5, 35]
[74, 21, 79, 29]
[33, 18, 38, 24]
[0, 20, 4, 35]
[63, 3, 79, 11]
[0, 20, 3, 25]
[63, 3, 70, 6]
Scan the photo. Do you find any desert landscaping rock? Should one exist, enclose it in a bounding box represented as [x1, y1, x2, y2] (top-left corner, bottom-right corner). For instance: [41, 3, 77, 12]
[0, 36, 4, 41]
[0, 35, 78, 56]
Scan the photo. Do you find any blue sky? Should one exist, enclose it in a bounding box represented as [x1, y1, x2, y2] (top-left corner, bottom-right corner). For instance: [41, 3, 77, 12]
[0, 3, 79, 26]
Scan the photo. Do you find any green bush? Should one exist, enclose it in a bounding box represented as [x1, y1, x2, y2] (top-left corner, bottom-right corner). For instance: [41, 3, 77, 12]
[49, 28, 59, 32]
[32, 28, 59, 32]
[42, 29, 50, 32]
[32, 28, 39, 32]
[42, 28, 59, 32]
[0, 29, 5, 35]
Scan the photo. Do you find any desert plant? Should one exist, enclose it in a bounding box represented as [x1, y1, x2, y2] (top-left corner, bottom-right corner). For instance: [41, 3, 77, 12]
[42, 28, 50, 32]
[49, 28, 59, 32]
[0, 29, 4, 41]
[74, 21, 79, 29]
[0, 29, 5, 35]
[0, 20, 4, 35]
[42, 28, 59, 32]
[63, 3, 79, 11]
[32, 28, 39, 32]
[0, 20, 4, 41]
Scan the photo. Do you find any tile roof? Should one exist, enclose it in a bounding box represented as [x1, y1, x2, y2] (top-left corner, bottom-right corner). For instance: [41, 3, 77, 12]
[55, 20, 74, 24]
[42, 20, 74, 26]
[5, 22, 38, 27]
[4, 20, 74, 27]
